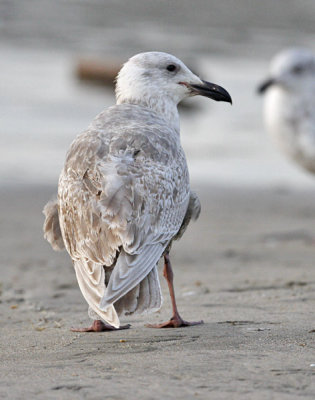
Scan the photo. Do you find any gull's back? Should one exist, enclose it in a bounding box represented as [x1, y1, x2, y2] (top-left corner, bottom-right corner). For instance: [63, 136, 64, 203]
[57, 103, 190, 326]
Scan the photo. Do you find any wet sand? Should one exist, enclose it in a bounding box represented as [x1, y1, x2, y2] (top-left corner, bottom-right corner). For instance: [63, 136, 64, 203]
[1, 184, 315, 399]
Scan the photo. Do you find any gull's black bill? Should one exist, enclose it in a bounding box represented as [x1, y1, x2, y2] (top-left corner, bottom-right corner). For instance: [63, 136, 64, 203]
[189, 80, 232, 104]
[257, 78, 276, 94]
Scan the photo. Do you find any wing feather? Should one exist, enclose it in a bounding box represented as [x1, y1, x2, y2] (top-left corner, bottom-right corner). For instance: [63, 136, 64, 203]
[74, 259, 119, 328]
[100, 242, 167, 310]
[43, 199, 65, 251]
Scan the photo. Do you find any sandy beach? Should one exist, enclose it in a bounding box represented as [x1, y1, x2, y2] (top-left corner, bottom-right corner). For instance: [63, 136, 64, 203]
[1, 183, 315, 399]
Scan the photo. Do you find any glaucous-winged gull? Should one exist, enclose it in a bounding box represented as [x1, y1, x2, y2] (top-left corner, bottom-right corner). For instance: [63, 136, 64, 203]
[43, 51, 232, 331]
[258, 48, 315, 174]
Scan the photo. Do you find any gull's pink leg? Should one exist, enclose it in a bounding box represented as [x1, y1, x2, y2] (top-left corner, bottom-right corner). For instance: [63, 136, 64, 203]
[146, 253, 204, 328]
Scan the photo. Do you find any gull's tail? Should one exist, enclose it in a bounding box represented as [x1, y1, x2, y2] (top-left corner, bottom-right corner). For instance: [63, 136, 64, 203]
[114, 266, 162, 316]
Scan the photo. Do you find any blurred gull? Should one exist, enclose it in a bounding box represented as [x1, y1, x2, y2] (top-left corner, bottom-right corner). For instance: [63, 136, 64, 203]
[258, 48, 315, 173]
[43, 51, 231, 332]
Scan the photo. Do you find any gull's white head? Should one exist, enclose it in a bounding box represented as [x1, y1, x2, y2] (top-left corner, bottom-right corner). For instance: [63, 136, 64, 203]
[258, 48, 315, 94]
[115, 52, 231, 127]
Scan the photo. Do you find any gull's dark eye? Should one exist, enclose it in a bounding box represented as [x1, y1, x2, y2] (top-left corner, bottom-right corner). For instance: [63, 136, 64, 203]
[292, 65, 304, 74]
[166, 64, 177, 72]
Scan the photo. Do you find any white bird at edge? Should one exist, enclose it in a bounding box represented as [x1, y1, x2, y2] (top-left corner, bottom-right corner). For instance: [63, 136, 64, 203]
[258, 48, 315, 174]
[43, 51, 232, 332]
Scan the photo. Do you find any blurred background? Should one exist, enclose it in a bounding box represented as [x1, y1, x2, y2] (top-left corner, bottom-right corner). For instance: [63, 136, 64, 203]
[1, 0, 315, 188]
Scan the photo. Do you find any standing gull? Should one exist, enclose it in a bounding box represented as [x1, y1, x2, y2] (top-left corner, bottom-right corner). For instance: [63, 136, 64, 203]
[43, 52, 232, 332]
[258, 48, 315, 174]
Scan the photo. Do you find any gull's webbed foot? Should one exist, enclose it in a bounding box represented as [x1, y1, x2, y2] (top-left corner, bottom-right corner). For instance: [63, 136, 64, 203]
[146, 312, 204, 329]
[71, 320, 131, 332]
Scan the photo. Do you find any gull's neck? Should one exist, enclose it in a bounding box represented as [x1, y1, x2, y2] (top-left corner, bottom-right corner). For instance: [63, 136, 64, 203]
[116, 95, 181, 133]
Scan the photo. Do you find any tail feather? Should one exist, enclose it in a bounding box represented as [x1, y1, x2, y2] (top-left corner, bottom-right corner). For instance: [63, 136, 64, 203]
[114, 266, 162, 315]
